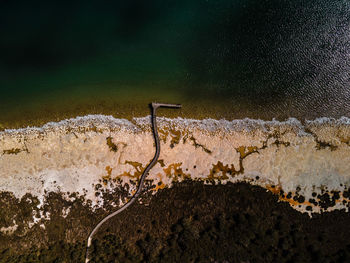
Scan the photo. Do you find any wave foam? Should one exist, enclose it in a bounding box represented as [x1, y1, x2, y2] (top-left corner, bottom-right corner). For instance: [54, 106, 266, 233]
[1, 114, 350, 225]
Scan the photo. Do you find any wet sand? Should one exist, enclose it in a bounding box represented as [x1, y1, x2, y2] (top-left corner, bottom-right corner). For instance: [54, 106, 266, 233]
[0, 94, 270, 130]
[3, 94, 349, 130]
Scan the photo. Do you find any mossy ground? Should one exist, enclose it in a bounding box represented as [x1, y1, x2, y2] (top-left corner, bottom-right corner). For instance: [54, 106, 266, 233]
[1, 181, 350, 262]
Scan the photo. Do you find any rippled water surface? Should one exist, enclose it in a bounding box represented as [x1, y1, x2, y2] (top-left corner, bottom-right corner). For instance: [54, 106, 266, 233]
[1, 0, 350, 125]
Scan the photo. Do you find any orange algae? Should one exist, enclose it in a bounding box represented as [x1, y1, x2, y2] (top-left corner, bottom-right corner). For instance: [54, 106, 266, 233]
[158, 129, 169, 143]
[208, 161, 238, 180]
[152, 181, 166, 191]
[102, 166, 113, 185]
[163, 163, 191, 181]
[236, 146, 259, 159]
[158, 128, 183, 146]
[265, 185, 312, 207]
[169, 129, 182, 147]
[115, 161, 146, 180]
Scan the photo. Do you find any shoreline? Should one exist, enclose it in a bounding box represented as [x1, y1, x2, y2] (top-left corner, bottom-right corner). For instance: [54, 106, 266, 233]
[1, 114, 350, 217]
[2, 94, 350, 130]
[1, 115, 350, 261]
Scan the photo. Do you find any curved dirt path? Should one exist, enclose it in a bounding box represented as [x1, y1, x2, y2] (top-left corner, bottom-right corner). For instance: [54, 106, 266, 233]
[85, 102, 181, 262]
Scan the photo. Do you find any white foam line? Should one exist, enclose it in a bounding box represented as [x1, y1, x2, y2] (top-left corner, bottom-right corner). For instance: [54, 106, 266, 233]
[2, 114, 349, 135]
[0, 114, 350, 223]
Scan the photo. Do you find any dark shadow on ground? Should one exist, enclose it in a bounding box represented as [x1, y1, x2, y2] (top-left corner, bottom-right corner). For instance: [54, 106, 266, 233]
[1, 181, 350, 262]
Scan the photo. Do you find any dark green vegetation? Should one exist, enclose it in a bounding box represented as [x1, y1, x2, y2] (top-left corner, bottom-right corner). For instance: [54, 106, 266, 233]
[1, 182, 350, 262]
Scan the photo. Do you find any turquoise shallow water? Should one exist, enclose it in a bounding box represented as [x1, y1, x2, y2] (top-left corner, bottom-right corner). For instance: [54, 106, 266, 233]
[1, 0, 350, 127]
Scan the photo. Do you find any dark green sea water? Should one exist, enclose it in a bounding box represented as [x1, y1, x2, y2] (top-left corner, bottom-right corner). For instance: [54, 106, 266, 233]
[1, 0, 350, 127]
